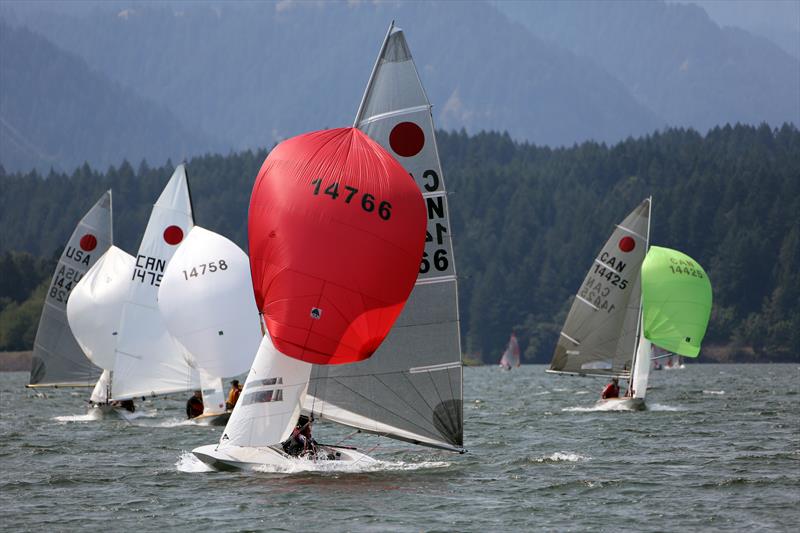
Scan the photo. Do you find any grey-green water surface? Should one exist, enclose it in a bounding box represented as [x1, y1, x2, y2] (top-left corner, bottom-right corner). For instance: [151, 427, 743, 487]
[1, 365, 798, 532]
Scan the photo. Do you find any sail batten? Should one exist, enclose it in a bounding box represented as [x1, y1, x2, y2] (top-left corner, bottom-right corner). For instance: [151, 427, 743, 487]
[28, 191, 112, 387]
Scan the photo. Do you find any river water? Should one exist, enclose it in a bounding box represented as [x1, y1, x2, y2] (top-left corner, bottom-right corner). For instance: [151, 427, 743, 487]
[1, 364, 797, 531]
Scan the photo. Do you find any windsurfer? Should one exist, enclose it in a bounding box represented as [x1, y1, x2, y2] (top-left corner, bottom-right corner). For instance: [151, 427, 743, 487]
[225, 380, 242, 410]
[186, 390, 204, 419]
[282, 415, 317, 457]
[601, 378, 620, 399]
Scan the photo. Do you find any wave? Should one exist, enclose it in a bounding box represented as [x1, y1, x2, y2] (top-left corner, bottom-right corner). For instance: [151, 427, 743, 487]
[702, 390, 725, 395]
[529, 452, 590, 464]
[175, 451, 215, 473]
[648, 403, 685, 412]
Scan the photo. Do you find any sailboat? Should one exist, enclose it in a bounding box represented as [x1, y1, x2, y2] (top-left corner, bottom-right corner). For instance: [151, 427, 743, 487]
[548, 199, 713, 410]
[27, 191, 112, 389]
[67, 165, 199, 414]
[301, 23, 465, 453]
[158, 226, 262, 426]
[548, 199, 651, 409]
[499, 333, 521, 370]
[192, 125, 427, 470]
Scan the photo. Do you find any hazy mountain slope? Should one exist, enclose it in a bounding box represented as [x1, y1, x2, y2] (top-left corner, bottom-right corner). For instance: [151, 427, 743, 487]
[0, 21, 220, 173]
[4, 1, 662, 153]
[497, 0, 800, 130]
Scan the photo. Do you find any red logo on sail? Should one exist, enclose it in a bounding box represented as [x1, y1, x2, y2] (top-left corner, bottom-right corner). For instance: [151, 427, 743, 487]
[163, 225, 184, 245]
[389, 122, 425, 158]
[79, 234, 97, 252]
[619, 236, 636, 252]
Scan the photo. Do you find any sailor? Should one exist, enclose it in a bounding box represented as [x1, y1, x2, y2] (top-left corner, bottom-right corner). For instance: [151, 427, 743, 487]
[186, 390, 204, 419]
[601, 377, 620, 399]
[282, 415, 317, 457]
[226, 380, 242, 410]
[115, 399, 135, 412]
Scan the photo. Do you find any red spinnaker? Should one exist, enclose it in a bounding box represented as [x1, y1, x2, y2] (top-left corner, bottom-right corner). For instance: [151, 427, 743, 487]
[248, 128, 426, 365]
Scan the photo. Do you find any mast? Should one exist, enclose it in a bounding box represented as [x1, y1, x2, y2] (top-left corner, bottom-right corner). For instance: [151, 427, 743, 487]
[627, 196, 652, 397]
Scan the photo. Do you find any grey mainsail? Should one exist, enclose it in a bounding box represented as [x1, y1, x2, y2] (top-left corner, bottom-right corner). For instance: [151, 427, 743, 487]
[548, 199, 651, 378]
[28, 191, 112, 386]
[304, 23, 464, 452]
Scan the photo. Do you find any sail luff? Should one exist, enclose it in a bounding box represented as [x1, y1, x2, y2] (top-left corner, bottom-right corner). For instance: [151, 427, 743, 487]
[627, 197, 652, 395]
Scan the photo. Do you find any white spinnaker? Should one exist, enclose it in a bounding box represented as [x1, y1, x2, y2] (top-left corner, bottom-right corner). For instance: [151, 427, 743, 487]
[29, 191, 112, 386]
[631, 337, 652, 399]
[111, 165, 198, 399]
[67, 246, 134, 370]
[90, 369, 112, 404]
[219, 334, 311, 449]
[157, 226, 261, 378]
[199, 368, 226, 416]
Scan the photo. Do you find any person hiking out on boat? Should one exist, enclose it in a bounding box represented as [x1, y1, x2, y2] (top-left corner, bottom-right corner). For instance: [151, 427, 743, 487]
[186, 390, 204, 419]
[601, 378, 620, 399]
[282, 415, 317, 457]
[226, 380, 242, 410]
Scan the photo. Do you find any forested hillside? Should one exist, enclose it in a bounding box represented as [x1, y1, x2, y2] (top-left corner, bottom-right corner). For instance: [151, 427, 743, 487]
[1, 124, 798, 361]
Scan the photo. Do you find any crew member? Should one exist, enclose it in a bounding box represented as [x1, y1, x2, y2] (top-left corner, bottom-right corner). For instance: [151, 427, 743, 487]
[186, 390, 204, 419]
[226, 379, 242, 410]
[601, 377, 620, 399]
[282, 415, 317, 457]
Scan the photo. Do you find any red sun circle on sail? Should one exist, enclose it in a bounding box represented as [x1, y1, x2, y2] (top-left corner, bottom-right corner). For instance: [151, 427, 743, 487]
[618, 236, 636, 252]
[79, 234, 97, 252]
[389, 122, 425, 158]
[163, 225, 184, 245]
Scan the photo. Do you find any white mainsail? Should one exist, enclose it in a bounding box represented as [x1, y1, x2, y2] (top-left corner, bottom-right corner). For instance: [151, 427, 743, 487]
[305, 23, 464, 452]
[548, 199, 651, 379]
[67, 245, 134, 371]
[28, 191, 113, 387]
[157, 226, 262, 412]
[111, 165, 199, 399]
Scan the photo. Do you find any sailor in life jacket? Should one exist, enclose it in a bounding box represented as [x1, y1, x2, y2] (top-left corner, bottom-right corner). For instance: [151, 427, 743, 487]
[282, 415, 317, 456]
[226, 379, 242, 410]
[601, 377, 621, 399]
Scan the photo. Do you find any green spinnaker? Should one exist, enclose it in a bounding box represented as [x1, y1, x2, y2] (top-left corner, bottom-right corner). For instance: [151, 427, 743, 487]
[641, 246, 712, 357]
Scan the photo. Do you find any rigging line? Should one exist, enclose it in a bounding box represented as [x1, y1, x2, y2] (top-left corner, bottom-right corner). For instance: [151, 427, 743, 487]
[325, 376, 440, 438]
[331, 429, 361, 448]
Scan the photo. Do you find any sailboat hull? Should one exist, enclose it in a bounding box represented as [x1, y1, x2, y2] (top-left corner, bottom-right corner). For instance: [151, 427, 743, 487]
[88, 404, 132, 419]
[192, 443, 377, 471]
[595, 397, 647, 411]
[190, 411, 231, 426]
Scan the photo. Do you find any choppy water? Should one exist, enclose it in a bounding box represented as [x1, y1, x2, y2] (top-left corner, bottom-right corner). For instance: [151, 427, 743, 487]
[1, 365, 798, 531]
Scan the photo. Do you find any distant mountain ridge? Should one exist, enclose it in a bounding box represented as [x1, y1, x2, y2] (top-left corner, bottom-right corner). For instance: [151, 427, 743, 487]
[1, 0, 797, 173]
[0, 20, 220, 173]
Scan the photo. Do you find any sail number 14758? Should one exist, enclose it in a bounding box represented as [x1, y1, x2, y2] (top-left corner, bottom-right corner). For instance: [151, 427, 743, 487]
[182, 260, 228, 280]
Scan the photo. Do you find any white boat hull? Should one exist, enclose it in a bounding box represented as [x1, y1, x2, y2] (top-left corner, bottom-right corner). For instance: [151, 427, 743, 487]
[88, 404, 131, 419]
[595, 397, 647, 411]
[192, 443, 377, 471]
[190, 411, 231, 426]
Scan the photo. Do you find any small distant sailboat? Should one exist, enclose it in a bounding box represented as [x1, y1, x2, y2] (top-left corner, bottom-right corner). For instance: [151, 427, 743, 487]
[192, 125, 427, 470]
[499, 333, 521, 370]
[548, 198, 712, 410]
[158, 227, 262, 426]
[27, 191, 112, 389]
